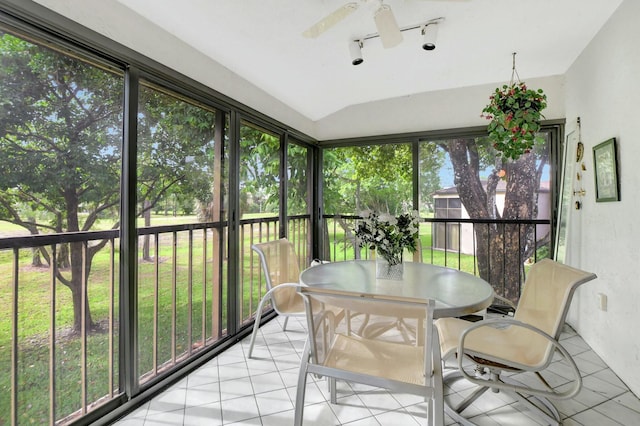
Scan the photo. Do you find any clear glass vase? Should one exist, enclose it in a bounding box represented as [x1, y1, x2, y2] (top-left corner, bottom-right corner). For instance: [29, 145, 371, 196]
[375, 257, 404, 280]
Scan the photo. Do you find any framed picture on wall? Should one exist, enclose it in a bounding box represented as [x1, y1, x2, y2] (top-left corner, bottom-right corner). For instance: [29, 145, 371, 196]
[593, 138, 620, 202]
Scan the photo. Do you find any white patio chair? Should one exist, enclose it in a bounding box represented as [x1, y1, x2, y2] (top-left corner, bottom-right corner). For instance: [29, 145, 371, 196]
[435, 259, 597, 426]
[247, 238, 307, 358]
[295, 286, 444, 426]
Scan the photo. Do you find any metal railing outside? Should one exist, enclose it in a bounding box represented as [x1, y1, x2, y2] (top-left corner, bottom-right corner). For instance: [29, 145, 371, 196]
[0, 214, 313, 425]
[1, 230, 121, 425]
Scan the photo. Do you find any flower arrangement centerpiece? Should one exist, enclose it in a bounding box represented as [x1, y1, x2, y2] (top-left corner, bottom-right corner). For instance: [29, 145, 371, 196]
[481, 53, 548, 161]
[354, 210, 420, 280]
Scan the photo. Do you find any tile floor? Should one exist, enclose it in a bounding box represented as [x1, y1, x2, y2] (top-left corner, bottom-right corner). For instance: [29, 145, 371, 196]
[114, 315, 640, 425]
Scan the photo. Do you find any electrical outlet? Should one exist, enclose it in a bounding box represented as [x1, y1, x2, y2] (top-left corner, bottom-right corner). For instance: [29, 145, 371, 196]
[597, 293, 608, 311]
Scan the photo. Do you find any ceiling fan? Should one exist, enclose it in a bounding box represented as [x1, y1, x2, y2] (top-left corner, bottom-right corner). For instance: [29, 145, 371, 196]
[302, 0, 467, 49]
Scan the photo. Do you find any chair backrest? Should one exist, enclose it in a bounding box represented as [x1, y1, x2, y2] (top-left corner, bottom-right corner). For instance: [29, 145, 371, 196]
[510, 259, 597, 366]
[299, 285, 435, 380]
[251, 238, 301, 310]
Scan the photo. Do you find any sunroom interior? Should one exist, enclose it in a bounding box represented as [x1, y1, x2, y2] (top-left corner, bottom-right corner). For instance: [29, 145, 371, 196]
[1, 0, 639, 425]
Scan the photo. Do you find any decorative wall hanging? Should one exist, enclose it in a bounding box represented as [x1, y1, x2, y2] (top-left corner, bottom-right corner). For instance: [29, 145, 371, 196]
[572, 117, 586, 208]
[555, 118, 579, 264]
[481, 52, 547, 161]
[593, 138, 620, 202]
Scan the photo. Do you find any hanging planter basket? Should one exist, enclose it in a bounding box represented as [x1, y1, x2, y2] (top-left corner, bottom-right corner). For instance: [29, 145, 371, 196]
[481, 54, 548, 161]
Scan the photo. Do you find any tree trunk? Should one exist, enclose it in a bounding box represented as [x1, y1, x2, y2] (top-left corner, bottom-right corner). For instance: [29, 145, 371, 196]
[68, 241, 97, 333]
[63, 188, 96, 333]
[445, 139, 543, 304]
[58, 243, 70, 268]
[474, 222, 525, 302]
[27, 216, 45, 267]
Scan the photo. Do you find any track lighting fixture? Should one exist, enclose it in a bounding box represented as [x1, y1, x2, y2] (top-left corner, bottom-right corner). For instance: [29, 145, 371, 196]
[347, 17, 444, 65]
[421, 22, 438, 50]
[349, 39, 364, 65]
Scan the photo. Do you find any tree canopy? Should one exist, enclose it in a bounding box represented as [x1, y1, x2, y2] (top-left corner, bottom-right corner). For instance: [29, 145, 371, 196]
[0, 31, 221, 331]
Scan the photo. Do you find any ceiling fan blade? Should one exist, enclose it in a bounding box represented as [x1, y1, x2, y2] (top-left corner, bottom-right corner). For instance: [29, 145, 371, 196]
[302, 2, 359, 38]
[374, 4, 403, 48]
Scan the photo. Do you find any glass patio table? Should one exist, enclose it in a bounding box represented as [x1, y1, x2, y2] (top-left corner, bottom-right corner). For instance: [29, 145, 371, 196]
[299, 260, 494, 426]
[300, 260, 494, 319]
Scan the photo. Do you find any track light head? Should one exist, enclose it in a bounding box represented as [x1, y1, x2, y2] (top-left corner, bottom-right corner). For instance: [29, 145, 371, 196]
[349, 39, 364, 65]
[421, 23, 438, 51]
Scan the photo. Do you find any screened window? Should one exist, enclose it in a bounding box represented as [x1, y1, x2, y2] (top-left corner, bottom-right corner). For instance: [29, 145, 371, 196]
[239, 121, 280, 220]
[136, 81, 226, 383]
[0, 28, 124, 424]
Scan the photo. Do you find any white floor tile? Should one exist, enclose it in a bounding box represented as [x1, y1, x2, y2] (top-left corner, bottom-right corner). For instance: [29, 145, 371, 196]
[594, 398, 640, 424]
[249, 370, 286, 394]
[254, 388, 295, 417]
[187, 364, 220, 387]
[260, 408, 295, 425]
[572, 408, 626, 425]
[111, 316, 640, 426]
[582, 374, 627, 399]
[220, 395, 260, 424]
[286, 381, 326, 406]
[375, 408, 421, 425]
[185, 382, 221, 406]
[330, 394, 375, 424]
[147, 386, 187, 414]
[614, 391, 640, 413]
[356, 390, 404, 414]
[216, 362, 250, 382]
[487, 403, 548, 426]
[183, 401, 223, 426]
[296, 400, 341, 425]
[144, 408, 185, 425]
[592, 367, 629, 389]
[113, 418, 145, 426]
[342, 416, 381, 425]
[218, 376, 255, 401]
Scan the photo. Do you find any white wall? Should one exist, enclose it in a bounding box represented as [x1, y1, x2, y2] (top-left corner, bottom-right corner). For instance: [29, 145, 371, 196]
[564, 0, 640, 396]
[314, 75, 566, 140]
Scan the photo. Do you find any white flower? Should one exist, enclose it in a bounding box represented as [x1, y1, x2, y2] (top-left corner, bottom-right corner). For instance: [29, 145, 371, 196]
[355, 210, 420, 264]
[379, 213, 397, 225]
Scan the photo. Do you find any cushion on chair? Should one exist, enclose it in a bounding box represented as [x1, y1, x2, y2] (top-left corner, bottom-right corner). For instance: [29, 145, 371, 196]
[271, 284, 305, 314]
[325, 334, 426, 385]
[436, 317, 552, 371]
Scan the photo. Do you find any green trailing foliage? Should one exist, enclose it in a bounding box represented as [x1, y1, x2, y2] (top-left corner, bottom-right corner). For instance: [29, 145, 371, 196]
[481, 82, 547, 161]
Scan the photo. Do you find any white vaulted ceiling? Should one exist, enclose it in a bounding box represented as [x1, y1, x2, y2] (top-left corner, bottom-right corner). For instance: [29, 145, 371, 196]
[33, 0, 622, 124]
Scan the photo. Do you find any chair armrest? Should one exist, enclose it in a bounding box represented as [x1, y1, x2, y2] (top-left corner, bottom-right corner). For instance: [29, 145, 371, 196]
[272, 282, 304, 290]
[457, 318, 582, 400]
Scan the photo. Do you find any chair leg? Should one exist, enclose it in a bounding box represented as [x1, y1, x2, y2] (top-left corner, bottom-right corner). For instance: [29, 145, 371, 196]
[500, 375, 561, 425]
[247, 295, 271, 359]
[329, 377, 337, 404]
[432, 328, 444, 426]
[442, 369, 489, 426]
[443, 369, 562, 426]
[294, 341, 311, 426]
[282, 315, 290, 331]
